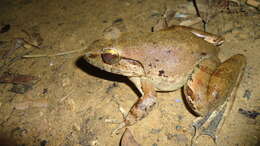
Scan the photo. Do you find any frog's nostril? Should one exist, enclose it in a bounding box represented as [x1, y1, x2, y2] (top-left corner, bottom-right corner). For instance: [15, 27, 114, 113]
[85, 53, 90, 58]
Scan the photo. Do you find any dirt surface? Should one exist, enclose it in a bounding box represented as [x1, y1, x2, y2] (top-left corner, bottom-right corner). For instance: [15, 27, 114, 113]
[0, 0, 259, 146]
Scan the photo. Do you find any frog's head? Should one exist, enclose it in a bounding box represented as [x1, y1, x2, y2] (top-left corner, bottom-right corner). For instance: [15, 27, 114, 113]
[84, 39, 145, 76]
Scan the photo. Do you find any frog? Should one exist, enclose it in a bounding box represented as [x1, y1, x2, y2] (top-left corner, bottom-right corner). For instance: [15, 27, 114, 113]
[83, 23, 246, 144]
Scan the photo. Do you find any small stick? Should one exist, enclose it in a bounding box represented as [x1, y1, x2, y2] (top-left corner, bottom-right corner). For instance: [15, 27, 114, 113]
[192, 0, 207, 30]
[22, 48, 86, 58]
[59, 89, 74, 103]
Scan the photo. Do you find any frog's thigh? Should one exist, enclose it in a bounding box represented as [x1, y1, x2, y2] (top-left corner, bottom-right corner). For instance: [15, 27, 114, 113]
[207, 54, 246, 111]
[184, 56, 220, 115]
[184, 54, 246, 116]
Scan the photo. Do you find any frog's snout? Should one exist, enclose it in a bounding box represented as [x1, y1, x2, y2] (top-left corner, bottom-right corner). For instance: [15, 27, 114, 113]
[85, 53, 99, 59]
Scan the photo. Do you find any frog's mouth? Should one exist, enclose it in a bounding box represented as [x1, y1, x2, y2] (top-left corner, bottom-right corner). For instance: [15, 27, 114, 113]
[85, 52, 146, 77]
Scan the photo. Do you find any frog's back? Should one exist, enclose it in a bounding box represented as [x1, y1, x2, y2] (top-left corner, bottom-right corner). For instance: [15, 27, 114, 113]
[115, 27, 220, 91]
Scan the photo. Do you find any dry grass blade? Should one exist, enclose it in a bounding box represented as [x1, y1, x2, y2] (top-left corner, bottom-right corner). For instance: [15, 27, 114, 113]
[22, 48, 86, 58]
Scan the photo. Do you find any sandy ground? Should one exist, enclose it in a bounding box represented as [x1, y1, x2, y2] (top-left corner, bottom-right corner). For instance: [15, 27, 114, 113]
[0, 0, 259, 146]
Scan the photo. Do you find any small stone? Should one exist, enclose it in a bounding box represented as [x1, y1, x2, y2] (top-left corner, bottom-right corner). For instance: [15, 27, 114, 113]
[42, 88, 48, 94]
[166, 133, 174, 140]
[175, 125, 182, 130]
[91, 140, 99, 145]
[150, 128, 161, 134]
[40, 140, 48, 146]
[62, 78, 71, 87]
[175, 99, 182, 103]
[0, 24, 10, 33]
[177, 115, 183, 121]
[73, 123, 81, 131]
[243, 89, 252, 99]
[10, 84, 32, 94]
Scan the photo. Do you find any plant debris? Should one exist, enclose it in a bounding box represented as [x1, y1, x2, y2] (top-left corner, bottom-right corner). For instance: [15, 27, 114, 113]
[0, 72, 39, 94]
[0, 24, 10, 33]
[243, 89, 252, 99]
[0, 72, 39, 84]
[10, 83, 33, 94]
[238, 108, 260, 119]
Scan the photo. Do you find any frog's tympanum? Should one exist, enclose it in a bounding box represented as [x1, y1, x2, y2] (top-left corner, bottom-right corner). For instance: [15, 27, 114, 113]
[84, 25, 246, 144]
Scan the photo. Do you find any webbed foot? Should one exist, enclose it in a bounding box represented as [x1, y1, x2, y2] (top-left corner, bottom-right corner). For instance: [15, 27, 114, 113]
[191, 103, 227, 145]
[105, 106, 128, 135]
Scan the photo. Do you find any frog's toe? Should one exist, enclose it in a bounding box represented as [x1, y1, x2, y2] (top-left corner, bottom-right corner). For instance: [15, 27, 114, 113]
[105, 118, 127, 135]
[111, 122, 126, 135]
[105, 106, 129, 135]
[119, 106, 128, 118]
[104, 106, 127, 124]
[105, 118, 122, 124]
[191, 103, 227, 145]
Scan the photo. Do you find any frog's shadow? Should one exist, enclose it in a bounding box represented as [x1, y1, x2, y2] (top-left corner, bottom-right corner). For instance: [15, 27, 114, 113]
[76, 57, 142, 97]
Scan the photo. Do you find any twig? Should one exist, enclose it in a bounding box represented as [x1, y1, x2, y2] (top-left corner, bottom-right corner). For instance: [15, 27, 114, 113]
[0, 50, 33, 74]
[59, 89, 75, 103]
[22, 48, 86, 58]
[192, 0, 207, 30]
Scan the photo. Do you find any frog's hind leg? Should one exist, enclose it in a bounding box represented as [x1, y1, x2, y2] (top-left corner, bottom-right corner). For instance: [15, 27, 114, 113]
[184, 54, 246, 144]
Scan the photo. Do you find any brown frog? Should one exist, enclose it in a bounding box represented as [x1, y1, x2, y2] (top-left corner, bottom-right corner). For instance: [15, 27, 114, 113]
[84, 24, 246, 144]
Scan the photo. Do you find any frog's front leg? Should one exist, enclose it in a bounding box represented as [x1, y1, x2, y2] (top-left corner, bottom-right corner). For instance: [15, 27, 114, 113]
[184, 54, 246, 144]
[107, 78, 157, 134]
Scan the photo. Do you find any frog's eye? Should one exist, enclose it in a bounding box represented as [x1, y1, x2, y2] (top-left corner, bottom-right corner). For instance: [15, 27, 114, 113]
[101, 48, 120, 65]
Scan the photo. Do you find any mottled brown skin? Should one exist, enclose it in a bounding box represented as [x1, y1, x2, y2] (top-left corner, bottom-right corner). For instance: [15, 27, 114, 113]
[85, 26, 220, 91]
[84, 25, 246, 142]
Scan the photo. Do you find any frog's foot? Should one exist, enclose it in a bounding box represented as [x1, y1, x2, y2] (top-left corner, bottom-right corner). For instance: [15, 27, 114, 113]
[105, 94, 157, 136]
[105, 106, 128, 135]
[191, 103, 227, 145]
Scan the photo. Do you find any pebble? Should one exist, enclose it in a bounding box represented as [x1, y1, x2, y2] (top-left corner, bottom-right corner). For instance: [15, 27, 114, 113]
[175, 125, 182, 130]
[73, 123, 81, 131]
[175, 99, 182, 103]
[40, 140, 48, 146]
[243, 89, 252, 99]
[0, 24, 10, 33]
[10, 84, 32, 94]
[150, 128, 161, 134]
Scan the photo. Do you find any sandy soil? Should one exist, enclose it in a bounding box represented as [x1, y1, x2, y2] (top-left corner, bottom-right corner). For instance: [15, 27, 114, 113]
[0, 0, 259, 146]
